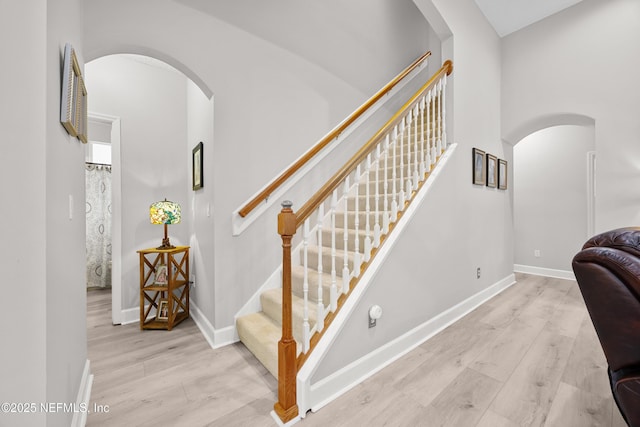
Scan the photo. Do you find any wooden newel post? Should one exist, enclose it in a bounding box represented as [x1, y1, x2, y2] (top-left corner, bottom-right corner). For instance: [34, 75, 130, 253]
[274, 200, 299, 423]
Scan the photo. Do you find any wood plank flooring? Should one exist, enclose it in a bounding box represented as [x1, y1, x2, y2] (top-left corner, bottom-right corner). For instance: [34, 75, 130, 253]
[87, 273, 628, 426]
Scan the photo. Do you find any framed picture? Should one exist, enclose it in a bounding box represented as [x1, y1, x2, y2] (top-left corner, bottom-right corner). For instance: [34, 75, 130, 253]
[153, 264, 168, 285]
[76, 76, 88, 144]
[192, 141, 203, 190]
[472, 148, 486, 185]
[498, 159, 508, 190]
[60, 43, 82, 137]
[486, 154, 497, 188]
[156, 299, 169, 321]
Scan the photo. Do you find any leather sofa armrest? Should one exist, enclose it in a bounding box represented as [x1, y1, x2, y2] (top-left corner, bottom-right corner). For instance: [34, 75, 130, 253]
[573, 247, 640, 371]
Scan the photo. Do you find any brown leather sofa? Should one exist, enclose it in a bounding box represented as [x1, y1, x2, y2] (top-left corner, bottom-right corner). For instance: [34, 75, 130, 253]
[572, 227, 640, 427]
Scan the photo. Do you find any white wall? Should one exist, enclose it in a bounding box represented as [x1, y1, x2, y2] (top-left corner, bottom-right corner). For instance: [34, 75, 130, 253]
[502, 0, 640, 232]
[176, 0, 430, 95]
[85, 55, 190, 311]
[514, 125, 595, 272]
[0, 2, 48, 425]
[312, 0, 512, 382]
[186, 81, 216, 322]
[46, 1, 88, 425]
[84, 0, 430, 331]
[1, 0, 87, 426]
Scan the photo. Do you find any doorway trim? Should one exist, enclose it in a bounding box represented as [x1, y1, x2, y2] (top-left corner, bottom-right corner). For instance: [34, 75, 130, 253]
[88, 112, 122, 325]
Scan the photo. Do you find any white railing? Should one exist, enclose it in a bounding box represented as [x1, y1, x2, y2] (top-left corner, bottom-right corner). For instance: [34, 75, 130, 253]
[274, 60, 452, 423]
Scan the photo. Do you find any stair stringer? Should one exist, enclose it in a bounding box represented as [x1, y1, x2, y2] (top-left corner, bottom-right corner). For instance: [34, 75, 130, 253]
[296, 143, 458, 416]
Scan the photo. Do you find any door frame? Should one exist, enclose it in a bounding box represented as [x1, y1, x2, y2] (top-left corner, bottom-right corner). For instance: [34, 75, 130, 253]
[88, 112, 122, 325]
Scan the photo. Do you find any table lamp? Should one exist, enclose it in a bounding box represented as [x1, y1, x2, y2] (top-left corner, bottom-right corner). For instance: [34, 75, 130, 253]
[150, 199, 181, 249]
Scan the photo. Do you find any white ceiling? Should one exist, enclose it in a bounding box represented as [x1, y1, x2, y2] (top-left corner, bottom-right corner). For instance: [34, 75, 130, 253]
[474, 0, 585, 37]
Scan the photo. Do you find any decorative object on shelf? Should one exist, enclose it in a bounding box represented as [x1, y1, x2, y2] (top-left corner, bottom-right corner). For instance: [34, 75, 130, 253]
[486, 153, 497, 188]
[192, 141, 203, 190]
[472, 148, 486, 185]
[498, 159, 508, 190]
[153, 264, 168, 285]
[60, 43, 87, 143]
[150, 199, 181, 249]
[156, 299, 169, 321]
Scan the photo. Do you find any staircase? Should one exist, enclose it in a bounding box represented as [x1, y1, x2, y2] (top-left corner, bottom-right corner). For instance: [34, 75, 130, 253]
[235, 59, 452, 422]
[236, 99, 443, 378]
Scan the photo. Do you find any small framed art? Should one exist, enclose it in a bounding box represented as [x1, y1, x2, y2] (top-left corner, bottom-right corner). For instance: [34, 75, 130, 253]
[192, 142, 203, 191]
[472, 148, 485, 185]
[498, 159, 508, 190]
[156, 299, 169, 321]
[60, 43, 82, 137]
[153, 264, 168, 285]
[486, 154, 497, 188]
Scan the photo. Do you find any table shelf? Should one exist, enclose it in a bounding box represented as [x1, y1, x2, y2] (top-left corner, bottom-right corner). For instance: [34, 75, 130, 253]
[137, 246, 190, 331]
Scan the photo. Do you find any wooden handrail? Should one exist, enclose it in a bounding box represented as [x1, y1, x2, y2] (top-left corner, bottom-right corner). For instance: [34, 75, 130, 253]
[237, 50, 432, 218]
[295, 60, 453, 227]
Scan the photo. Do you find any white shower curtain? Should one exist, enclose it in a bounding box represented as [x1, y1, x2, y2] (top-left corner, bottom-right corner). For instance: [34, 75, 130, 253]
[86, 163, 112, 288]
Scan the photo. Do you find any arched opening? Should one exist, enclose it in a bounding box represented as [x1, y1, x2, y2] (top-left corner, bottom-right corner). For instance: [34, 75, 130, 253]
[84, 53, 214, 325]
[511, 114, 596, 278]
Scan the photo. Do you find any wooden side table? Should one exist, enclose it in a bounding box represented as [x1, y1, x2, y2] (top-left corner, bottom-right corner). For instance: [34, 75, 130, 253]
[137, 246, 190, 330]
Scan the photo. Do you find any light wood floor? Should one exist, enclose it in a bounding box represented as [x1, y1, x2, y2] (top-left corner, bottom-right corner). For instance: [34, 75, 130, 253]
[87, 274, 628, 426]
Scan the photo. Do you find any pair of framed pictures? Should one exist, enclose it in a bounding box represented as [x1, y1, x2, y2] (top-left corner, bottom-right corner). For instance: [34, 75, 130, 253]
[473, 148, 507, 190]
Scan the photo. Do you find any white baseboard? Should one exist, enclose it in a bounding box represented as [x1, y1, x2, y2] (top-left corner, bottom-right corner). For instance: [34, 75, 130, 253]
[120, 301, 236, 348]
[120, 306, 141, 325]
[306, 273, 516, 413]
[514, 264, 575, 280]
[191, 301, 237, 349]
[71, 359, 93, 427]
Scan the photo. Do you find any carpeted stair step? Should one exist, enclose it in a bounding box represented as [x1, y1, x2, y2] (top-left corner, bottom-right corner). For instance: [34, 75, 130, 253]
[321, 227, 370, 252]
[335, 210, 385, 229]
[291, 265, 347, 304]
[236, 312, 281, 378]
[261, 288, 318, 344]
[306, 245, 356, 276]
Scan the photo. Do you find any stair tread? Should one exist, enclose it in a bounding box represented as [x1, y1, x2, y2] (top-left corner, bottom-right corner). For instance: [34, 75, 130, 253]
[236, 312, 280, 377]
[262, 287, 318, 326]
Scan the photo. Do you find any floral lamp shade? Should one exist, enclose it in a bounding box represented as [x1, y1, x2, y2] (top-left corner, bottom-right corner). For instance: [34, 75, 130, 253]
[150, 199, 181, 249]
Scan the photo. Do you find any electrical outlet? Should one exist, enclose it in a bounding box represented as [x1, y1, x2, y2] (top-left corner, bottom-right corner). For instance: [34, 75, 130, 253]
[477, 267, 481, 279]
[534, 249, 541, 258]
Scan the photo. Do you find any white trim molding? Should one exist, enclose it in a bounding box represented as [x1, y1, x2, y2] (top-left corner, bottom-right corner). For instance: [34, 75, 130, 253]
[191, 301, 237, 349]
[71, 359, 93, 427]
[514, 264, 576, 280]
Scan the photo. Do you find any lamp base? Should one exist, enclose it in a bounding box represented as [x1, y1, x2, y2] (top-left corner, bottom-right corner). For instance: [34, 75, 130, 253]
[156, 237, 175, 250]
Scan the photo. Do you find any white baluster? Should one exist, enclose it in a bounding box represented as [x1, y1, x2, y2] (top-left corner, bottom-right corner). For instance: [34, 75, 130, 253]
[391, 126, 399, 220]
[330, 190, 337, 311]
[383, 134, 390, 235]
[437, 81, 442, 154]
[441, 74, 448, 149]
[302, 220, 310, 353]
[398, 119, 405, 210]
[364, 153, 372, 262]
[405, 111, 413, 199]
[316, 204, 325, 331]
[420, 97, 427, 176]
[373, 143, 381, 248]
[413, 104, 420, 190]
[353, 166, 362, 277]
[429, 90, 436, 167]
[342, 176, 350, 294]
